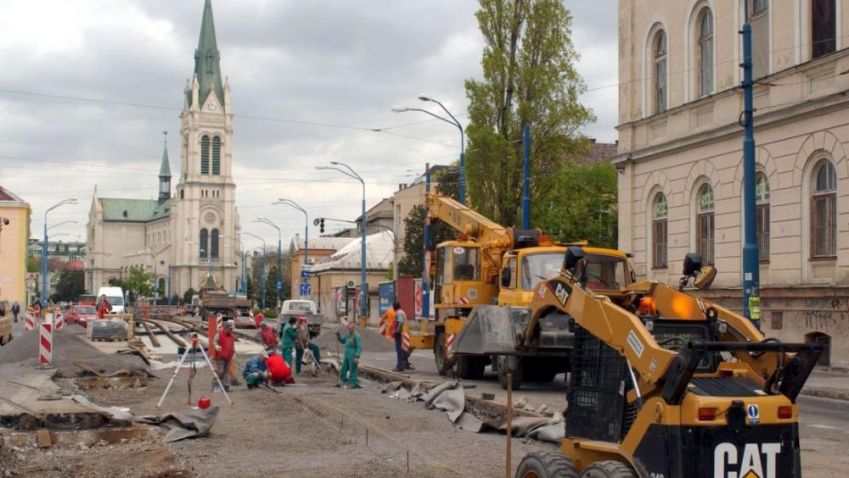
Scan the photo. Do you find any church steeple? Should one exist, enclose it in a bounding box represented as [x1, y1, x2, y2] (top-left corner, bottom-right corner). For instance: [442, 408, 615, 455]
[192, 0, 223, 109]
[159, 131, 171, 202]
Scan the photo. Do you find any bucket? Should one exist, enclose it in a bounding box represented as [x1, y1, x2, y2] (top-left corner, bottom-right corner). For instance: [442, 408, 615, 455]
[198, 396, 211, 410]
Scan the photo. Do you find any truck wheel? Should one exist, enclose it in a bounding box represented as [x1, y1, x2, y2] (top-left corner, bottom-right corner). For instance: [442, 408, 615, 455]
[496, 356, 523, 390]
[456, 356, 485, 380]
[434, 332, 452, 376]
[579, 461, 636, 478]
[515, 451, 578, 478]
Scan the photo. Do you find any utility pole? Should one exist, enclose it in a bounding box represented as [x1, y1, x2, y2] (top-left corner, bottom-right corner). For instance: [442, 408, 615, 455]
[521, 124, 531, 230]
[741, 2, 760, 327]
[422, 163, 431, 321]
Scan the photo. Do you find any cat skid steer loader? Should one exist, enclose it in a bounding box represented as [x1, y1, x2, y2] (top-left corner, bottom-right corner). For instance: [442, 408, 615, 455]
[514, 247, 822, 478]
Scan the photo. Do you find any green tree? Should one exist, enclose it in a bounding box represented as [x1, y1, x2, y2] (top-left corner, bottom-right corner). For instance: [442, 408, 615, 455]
[123, 266, 153, 302]
[52, 270, 85, 302]
[183, 288, 198, 305]
[27, 255, 39, 273]
[265, 266, 281, 308]
[538, 161, 618, 248]
[465, 0, 593, 227]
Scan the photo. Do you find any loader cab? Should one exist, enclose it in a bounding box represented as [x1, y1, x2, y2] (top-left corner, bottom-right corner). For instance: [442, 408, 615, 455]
[562, 246, 635, 294]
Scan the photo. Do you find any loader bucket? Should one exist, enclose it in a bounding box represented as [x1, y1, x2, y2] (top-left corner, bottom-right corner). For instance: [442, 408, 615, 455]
[451, 305, 527, 356]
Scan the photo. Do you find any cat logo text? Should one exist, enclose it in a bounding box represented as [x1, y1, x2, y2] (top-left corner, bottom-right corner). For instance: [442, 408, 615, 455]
[714, 442, 781, 478]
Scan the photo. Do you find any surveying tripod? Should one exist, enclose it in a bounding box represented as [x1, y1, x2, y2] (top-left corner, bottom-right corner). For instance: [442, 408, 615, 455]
[156, 332, 233, 408]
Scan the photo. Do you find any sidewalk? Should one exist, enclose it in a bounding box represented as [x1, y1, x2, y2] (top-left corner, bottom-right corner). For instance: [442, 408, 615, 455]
[803, 369, 849, 401]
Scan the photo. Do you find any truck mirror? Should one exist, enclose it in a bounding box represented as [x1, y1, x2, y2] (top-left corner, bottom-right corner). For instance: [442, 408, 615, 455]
[563, 246, 585, 271]
[500, 267, 512, 288]
[682, 253, 703, 277]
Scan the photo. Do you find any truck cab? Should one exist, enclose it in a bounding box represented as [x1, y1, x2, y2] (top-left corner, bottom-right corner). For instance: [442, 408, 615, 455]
[433, 241, 499, 320]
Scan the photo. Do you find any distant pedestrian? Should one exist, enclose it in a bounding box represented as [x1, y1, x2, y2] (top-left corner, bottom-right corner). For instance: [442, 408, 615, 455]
[280, 316, 298, 366]
[295, 316, 321, 374]
[213, 320, 236, 392]
[96, 295, 112, 320]
[392, 302, 410, 371]
[11, 302, 20, 323]
[336, 322, 362, 389]
[32, 300, 42, 318]
[253, 310, 265, 328]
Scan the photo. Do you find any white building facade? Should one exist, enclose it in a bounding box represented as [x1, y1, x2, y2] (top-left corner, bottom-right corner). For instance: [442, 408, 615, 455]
[87, 0, 241, 298]
[616, 0, 849, 366]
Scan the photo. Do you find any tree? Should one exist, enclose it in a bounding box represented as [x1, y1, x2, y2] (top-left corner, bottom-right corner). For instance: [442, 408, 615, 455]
[123, 266, 153, 302]
[265, 266, 281, 308]
[27, 255, 39, 273]
[465, 0, 593, 227]
[538, 161, 618, 248]
[183, 288, 198, 305]
[397, 204, 455, 277]
[52, 270, 85, 302]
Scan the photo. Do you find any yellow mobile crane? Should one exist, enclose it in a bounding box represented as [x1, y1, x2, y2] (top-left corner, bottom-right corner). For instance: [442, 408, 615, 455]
[411, 192, 634, 389]
[508, 247, 822, 478]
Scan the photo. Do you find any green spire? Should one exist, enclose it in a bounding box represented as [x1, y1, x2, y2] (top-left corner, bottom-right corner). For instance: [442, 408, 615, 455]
[159, 140, 171, 178]
[193, 0, 224, 107]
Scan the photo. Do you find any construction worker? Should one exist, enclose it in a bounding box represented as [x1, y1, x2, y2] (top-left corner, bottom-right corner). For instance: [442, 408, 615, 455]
[380, 305, 396, 341]
[243, 349, 269, 389]
[295, 316, 321, 374]
[258, 321, 279, 349]
[392, 302, 410, 371]
[96, 295, 112, 320]
[266, 348, 294, 385]
[213, 320, 236, 392]
[280, 316, 298, 366]
[336, 322, 362, 389]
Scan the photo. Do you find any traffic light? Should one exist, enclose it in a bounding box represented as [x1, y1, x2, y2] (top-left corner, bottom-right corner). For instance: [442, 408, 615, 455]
[319, 218, 325, 233]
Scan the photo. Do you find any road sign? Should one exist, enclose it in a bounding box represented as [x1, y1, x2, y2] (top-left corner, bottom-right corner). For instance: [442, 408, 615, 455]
[300, 269, 311, 278]
[276, 280, 282, 290]
[300, 283, 311, 296]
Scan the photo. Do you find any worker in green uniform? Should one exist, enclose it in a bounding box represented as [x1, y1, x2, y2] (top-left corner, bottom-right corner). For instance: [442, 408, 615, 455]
[280, 316, 298, 366]
[336, 322, 362, 389]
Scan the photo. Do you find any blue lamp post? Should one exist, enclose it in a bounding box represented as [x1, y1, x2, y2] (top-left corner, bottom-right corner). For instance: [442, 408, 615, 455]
[741, 1, 760, 326]
[274, 199, 310, 298]
[392, 95, 466, 204]
[41, 199, 77, 305]
[317, 162, 367, 321]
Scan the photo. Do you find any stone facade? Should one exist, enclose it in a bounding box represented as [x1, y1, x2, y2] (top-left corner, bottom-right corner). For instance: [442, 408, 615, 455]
[87, 0, 241, 299]
[616, 0, 849, 366]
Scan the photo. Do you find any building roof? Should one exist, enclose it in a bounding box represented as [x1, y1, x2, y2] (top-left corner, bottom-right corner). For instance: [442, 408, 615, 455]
[290, 235, 355, 253]
[310, 230, 394, 273]
[585, 140, 619, 163]
[99, 198, 170, 222]
[192, 0, 224, 107]
[0, 185, 26, 203]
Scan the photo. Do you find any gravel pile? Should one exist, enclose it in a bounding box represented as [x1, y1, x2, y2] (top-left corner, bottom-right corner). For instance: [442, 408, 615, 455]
[0, 327, 145, 376]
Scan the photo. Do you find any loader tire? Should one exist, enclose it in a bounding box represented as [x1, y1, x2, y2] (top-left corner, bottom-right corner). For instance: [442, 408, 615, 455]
[515, 451, 578, 478]
[496, 356, 523, 390]
[434, 332, 452, 376]
[579, 460, 636, 478]
[456, 356, 485, 380]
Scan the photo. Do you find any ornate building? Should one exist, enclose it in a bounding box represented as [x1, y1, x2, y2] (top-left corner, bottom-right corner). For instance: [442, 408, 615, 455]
[87, 0, 241, 298]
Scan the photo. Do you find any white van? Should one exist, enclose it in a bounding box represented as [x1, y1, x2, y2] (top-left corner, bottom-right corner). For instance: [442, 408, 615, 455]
[96, 286, 126, 313]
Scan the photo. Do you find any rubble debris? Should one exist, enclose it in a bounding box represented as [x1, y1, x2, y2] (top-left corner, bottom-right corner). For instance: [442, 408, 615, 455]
[137, 406, 219, 443]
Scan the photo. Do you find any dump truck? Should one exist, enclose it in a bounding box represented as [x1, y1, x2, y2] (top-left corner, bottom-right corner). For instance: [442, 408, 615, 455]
[411, 191, 635, 390]
[504, 247, 822, 478]
[198, 274, 252, 320]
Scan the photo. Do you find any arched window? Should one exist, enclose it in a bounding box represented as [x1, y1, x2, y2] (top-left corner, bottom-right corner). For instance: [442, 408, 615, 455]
[812, 0, 836, 58]
[212, 136, 221, 175]
[200, 135, 210, 174]
[211, 228, 220, 259]
[652, 193, 668, 269]
[812, 160, 837, 258]
[654, 30, 668, 114]
[697, 9, 714, 97]
[756, 173, 770, 262]
[199, 228, 208, 258]
[697, 184, 715, 264]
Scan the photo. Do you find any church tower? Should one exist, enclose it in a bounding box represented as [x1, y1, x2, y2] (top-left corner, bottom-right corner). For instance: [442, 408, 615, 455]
[171, 0, 240, 294]
[158, 135, 171, 202]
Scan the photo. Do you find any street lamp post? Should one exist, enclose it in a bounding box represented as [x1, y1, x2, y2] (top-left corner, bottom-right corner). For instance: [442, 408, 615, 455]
[317, 162, 367, 321]
[392, 95, 466, 204]
[242, 232, 267, 309]
[42, 199, 77, 305]
[255, 217, 282, 308]
[274, 199, 310, 299]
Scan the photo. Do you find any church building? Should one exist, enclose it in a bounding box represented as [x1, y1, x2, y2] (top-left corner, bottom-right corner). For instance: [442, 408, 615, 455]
[87, 0, 241, 298]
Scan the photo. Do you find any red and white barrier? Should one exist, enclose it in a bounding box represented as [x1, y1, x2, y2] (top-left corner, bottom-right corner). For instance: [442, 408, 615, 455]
[39, 319, 53, 366]
[54, 312, 64, 331]
[24, 311, 36, 331]
[402, 331, 411, 353]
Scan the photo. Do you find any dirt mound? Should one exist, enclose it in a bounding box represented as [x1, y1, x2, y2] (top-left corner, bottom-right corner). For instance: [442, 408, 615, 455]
[313, 325, 395, 354]
[0, 327, 145, 376]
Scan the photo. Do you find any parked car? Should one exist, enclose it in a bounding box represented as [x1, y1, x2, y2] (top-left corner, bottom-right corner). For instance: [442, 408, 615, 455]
[65, 304, 97, 328]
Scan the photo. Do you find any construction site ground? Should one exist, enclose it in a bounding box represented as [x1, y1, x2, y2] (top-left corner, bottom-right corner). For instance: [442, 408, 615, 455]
[1, 318, 847, 477]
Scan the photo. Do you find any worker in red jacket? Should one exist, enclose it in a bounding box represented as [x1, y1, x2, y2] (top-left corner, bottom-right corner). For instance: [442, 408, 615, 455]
[213, 320, 236, 392]
[265, 349, 294, 385]
[258, 321, 279, 349]
[96, 295, 112, 320]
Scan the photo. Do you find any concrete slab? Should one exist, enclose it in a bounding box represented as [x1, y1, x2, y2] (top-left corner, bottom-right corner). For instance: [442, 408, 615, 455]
[0, 363, 92, 418]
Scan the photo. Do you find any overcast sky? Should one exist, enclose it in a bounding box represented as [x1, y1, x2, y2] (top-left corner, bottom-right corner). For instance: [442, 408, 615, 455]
[0, 0, 618, 248]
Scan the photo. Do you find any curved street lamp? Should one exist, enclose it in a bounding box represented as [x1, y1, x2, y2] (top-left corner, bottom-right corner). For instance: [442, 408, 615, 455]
[316, 161, 368, 320]
[242, 231, 267, 309]
[42, 198, 78, 304]
[274, 199, 310, 298]
[255, 217, 282, 307]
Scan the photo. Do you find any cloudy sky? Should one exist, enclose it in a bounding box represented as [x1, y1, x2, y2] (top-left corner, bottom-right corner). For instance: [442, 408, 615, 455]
[0, 0, 618, 248]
